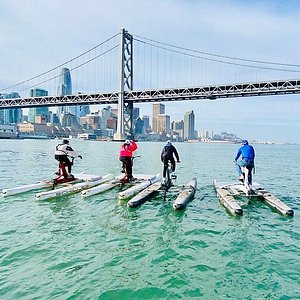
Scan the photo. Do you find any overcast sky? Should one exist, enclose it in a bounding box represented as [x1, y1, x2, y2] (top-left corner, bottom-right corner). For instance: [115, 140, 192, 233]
[0, 0, 300, 143]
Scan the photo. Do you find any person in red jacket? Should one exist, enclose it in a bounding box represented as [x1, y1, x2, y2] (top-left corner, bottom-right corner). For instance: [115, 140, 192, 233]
[119, 139, 138, 181]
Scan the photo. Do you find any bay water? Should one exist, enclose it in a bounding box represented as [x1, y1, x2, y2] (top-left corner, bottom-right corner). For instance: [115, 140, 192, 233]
[0, 140, 299, 299]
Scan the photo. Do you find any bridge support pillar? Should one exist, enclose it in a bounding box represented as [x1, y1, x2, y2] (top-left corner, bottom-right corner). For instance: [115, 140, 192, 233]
[113, 28, 133, 141]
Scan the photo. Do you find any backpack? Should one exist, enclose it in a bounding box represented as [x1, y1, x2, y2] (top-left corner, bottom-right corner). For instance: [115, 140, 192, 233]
[162, 146, 172, 160]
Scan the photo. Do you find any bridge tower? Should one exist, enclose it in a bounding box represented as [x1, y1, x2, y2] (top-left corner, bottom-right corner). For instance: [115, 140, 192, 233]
[113, 28, 133, 141]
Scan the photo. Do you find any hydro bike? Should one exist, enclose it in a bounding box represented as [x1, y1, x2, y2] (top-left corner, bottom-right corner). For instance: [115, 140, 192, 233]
[119, 156, 140, 190]
[52, 157, 77, 189]
[239, 165, 254, 196]
[161, 161, 177, 200]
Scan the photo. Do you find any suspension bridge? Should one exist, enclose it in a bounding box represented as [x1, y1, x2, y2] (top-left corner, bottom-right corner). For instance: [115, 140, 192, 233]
[1, 28, 300, 140]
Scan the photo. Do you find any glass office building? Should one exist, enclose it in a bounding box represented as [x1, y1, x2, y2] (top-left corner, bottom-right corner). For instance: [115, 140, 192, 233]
[28, 88, 49, 123]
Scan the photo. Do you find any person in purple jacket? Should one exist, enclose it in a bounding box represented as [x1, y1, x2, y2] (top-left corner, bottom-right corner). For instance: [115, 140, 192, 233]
[234, 140, 255, 183]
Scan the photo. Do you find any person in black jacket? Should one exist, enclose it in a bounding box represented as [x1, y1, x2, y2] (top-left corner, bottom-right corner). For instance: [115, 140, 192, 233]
[161, 140, 180, 179]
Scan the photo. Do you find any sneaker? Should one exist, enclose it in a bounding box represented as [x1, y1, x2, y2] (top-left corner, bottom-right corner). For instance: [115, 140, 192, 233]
[171, 174, 177, 179]
[162, 177, 167, 185]
[238, 175, 244, 182]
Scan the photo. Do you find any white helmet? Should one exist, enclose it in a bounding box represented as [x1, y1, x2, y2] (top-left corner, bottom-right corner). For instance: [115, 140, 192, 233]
[125, 139, 131, 145]
[165, 140, 172, 146]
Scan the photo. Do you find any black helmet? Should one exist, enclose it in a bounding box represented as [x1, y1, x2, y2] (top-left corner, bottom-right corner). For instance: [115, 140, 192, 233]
[63, 139, 69, 144]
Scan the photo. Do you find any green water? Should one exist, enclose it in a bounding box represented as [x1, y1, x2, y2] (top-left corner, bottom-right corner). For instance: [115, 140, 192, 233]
[0, 140, 299, 299]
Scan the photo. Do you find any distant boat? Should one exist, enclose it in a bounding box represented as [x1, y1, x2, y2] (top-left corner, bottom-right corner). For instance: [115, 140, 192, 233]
[77, 133, 97, 140]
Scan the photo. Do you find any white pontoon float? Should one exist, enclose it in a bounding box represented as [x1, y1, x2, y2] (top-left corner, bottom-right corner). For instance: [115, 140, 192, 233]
[119, 174, 161, 200]
[214, 180, 294, 216]
[81, 174, 159, 198]
[1, 173, 97, 197]
[35, 174, 112, 201]
[173, 178, 197, 210]
[127, 178, 197, 209]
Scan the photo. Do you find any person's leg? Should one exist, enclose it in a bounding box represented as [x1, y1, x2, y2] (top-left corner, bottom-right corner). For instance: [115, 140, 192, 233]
[126, 157, 133, 179]
[62, 157, 72, 173]
[119, 157, 126, 173]
[247, 162, 254, 185]
[236, 161, 243, 176]
[162, 158, 169, 178]
[170, 157, 176, 172]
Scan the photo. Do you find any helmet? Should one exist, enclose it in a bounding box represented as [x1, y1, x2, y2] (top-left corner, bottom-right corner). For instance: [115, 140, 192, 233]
[63, 139, 69, 144]
[124, 139, 131, 145]
[241, 139, 248, 145]
[165, 140, 172, 146]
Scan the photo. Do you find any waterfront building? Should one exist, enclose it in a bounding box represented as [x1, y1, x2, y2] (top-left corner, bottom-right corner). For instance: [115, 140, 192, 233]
[79, 105, 90, 118]
[172, 120, 184, 130]
[0, 92, 22, 124]
[157, 114, 170, 134]
[28, 88, 49, 123]
[142, 115, 150, 132]
[184, 110, 195, 140]
[172, 120, 184, 140]
[0, 124, 18, 139]
[17, 121, 52, 137]
[152, 103, 165, 133]
[132, 107, 140, 120]
[61, 113, 81, 128]
[49, 111, 60, 124]
[135, 117, 144, 135]
[80, 114, 101, 130]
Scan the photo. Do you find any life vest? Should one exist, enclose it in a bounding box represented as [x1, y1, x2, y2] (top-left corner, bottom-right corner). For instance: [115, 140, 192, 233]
[55, 144, 79, 157]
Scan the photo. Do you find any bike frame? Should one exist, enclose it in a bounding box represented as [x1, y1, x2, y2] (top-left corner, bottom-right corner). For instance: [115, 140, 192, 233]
[120, 156, 139, 184]
[162, 161, 175, 200]
[52, 158, 75, 189]
[241, 166, 252, 196]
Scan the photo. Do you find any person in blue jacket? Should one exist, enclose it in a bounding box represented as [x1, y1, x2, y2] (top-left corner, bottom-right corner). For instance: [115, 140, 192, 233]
[234, 140, 255, 183]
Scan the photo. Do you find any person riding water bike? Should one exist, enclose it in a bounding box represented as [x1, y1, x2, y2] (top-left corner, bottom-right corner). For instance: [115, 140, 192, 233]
[161, 140, 180, 181]
[234, 139, 255, 184]
[54, 139, 82, 177]
[119, 139, 138, 182]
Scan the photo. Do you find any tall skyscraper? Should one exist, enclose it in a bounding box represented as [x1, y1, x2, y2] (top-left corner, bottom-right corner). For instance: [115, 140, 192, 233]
[142, 115, 150, 131]
[184, 110, 195, 140]
[57, 68, 80, 120]
[132, 107, 140, 120]
[152, 103, 165, 133]
[0, 93, 22, 124]
[157, 114, 170, 134]
[29, 88, 49, 123]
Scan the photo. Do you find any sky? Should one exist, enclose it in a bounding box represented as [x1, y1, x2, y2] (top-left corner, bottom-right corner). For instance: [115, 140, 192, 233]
[0, 0, 300, 143]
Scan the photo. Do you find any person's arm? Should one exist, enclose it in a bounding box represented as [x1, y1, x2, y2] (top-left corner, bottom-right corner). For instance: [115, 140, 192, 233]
[66, 145, 81, 158]
[130, 141, 138, 152]
[161, 148, 163, 162]
[234, 148, 241, 161]
[173, 146, 180, 162]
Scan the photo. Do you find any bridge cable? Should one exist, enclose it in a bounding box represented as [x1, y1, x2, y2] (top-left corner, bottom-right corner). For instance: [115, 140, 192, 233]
[133, 34, 300, 69]
[133, 37, 300, 73]
[0, 33, 120, 93]
[16, 45, 119, 94]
